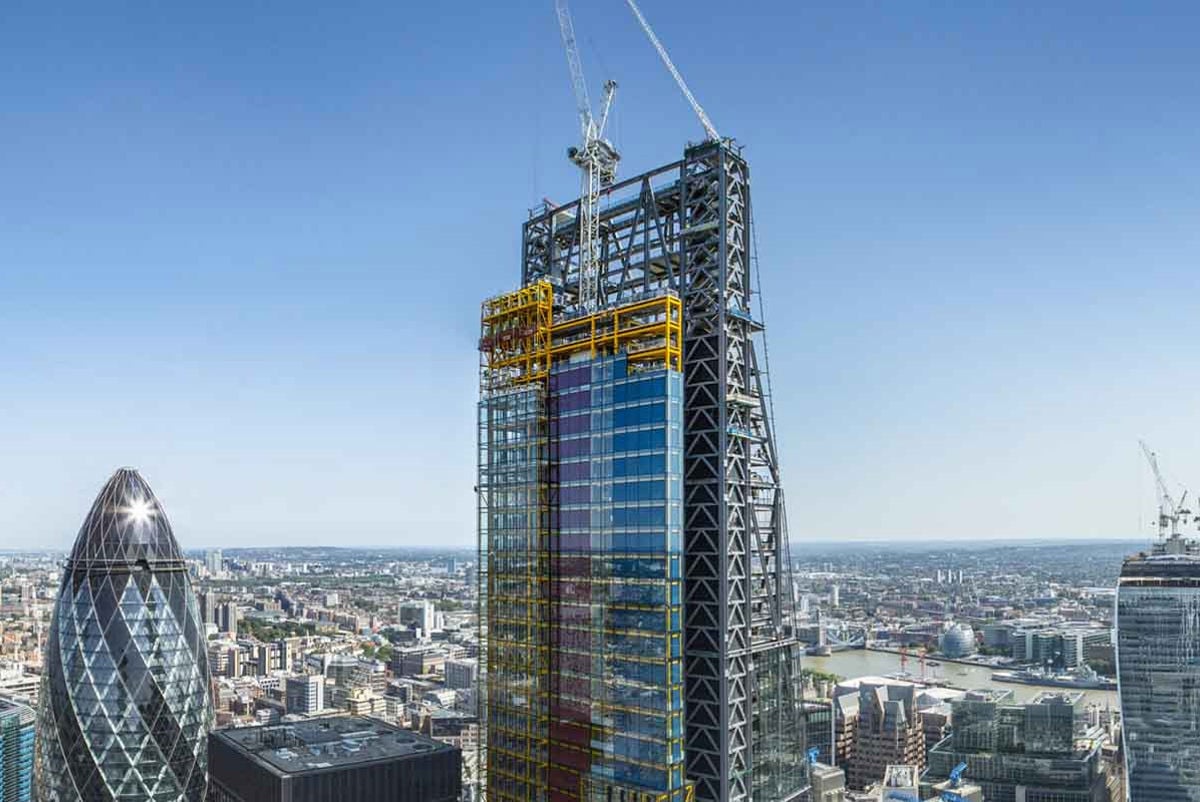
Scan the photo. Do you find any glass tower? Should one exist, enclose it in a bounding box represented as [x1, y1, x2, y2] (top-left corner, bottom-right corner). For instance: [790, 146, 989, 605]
[1118, 533, 1200, 801]
[0, 701, 34, 802]
[479, 141, 806, 802]
[35, 468, 214, 802]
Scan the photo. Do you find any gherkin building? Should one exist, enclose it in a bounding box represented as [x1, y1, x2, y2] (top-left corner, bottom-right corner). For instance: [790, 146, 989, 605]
[35, 468, 213, 802]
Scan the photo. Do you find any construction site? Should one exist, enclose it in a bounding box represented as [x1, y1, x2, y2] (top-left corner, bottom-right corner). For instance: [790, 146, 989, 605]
[477, 4, 807, 802]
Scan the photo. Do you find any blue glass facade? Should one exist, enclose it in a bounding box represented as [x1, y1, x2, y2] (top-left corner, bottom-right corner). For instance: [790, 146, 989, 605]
[0, 701, 33, 802]
[1118, 537, 1200, 801]
[546, 354, 686, 802]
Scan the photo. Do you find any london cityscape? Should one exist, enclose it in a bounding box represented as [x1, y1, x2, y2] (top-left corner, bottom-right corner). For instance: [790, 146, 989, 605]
[3, 2, 1199, 802]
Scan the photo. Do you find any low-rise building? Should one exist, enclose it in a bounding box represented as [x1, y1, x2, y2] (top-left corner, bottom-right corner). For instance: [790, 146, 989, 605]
[922, 689, 1113, 801]
[285, 674, 325, 716]
[208, 716, 461, 802]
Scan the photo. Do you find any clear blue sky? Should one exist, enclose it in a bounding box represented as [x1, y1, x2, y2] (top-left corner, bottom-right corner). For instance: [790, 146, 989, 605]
[3, 1, 1199, 550]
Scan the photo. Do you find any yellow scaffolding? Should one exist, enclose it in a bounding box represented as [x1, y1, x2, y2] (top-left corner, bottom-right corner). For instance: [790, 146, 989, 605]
[550, 294, 682, 372]
[480, 280, 554, 391]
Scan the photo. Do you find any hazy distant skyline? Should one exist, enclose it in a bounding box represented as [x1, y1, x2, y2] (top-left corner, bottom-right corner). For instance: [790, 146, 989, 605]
[4, 2, 1199, 549]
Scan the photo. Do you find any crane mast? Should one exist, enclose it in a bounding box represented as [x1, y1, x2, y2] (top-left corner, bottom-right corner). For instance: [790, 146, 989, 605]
[555, 0, 619, 312]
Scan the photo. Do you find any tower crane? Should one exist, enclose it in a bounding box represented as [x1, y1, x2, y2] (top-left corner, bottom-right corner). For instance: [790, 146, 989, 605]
[623, 0, 720, 142]
[1140, 440, 1195, 538]
[555, 0, 619, 312]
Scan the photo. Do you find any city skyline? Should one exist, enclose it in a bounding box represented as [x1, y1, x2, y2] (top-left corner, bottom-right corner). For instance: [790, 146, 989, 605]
[5, 1, 1200, 550]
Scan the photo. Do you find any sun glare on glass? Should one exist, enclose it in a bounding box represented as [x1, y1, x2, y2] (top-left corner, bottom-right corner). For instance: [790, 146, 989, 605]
[124, 496, 155, 525]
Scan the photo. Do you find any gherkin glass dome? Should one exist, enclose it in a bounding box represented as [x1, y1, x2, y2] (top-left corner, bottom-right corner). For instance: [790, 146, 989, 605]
[35, 469, 213, 802]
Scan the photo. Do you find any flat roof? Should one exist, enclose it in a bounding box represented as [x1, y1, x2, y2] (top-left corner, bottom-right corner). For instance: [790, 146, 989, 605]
[1029, 690, 1085, 706]
[213, 716, 454, 777]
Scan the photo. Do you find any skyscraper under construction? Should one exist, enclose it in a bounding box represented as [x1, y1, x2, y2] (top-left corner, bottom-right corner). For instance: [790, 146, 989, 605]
[477, 140, 805, 802]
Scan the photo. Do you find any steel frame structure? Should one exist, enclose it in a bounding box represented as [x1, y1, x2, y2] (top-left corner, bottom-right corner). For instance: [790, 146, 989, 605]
[520, 141, 806, 802]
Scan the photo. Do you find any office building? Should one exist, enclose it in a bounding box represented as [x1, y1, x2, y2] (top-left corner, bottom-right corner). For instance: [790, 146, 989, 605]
[0, 701, 34, 802]
[846, 683, 925, 790]
[444, 658, 478, 691]
[286, 675, 325, 716]
[346, 688, 384, 717]
[205, 548, 223, 575]
[478, 142, 806, 802]
[199, 590, 219, 626]
[217, 600, 240, 637]
[35, 468, 213, 800]
[392, 645, 444, 678]
[255, 640, 292, 675]
[808, 763, 845, 802]
[1011, 626, 1109, 669]
[1118, 533, 1200, 800]
[802, 700, 835, 766]
[398, 600, 438, 636]
[207, 716, 461, 802]
[833, 692, 861, 769]
[210, 642, 245, 678]
[325, 654, 384, 691]
[324, 654, 385, 709]
[922, 689, 1111, 801]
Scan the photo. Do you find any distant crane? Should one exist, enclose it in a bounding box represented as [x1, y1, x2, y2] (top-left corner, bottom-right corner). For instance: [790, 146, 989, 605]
[623, 0, 720, 141]
[555, 0, 619, 312]
[1140, 440, 1194, 538]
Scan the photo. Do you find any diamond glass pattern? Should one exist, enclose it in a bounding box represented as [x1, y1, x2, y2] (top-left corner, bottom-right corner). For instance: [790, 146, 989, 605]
[35, 469, 213, 802]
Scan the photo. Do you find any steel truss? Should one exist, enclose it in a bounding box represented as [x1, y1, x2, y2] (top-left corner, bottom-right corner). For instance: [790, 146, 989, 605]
[521, 141, 806, 802]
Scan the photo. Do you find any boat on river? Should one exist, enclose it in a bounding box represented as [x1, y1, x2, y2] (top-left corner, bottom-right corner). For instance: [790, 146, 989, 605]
[992, 665, 1116, 690]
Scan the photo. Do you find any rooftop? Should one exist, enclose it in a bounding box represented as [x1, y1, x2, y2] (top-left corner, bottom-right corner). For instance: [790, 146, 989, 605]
[0, 698, 34, 725]
[1029, 690, 1085, 707]
[212, 716, 453, 776]
[960, 688, 1014, 703]
[1123, 533, 1200, 573]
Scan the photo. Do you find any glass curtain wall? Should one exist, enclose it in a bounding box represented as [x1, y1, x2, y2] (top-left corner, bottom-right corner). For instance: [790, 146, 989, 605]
[547, 355, 686, 802]
[481, 386, 550, 802]
[1118, 573, 1200, 801]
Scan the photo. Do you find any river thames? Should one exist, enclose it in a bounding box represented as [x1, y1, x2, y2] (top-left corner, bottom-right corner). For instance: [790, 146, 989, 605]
[805, 648, 1119, 709]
